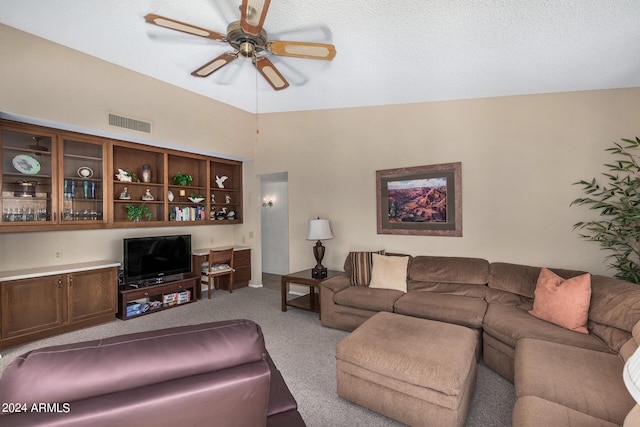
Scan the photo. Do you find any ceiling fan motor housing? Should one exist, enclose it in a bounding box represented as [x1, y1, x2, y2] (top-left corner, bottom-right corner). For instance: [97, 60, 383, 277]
[227, 21, 267, 57]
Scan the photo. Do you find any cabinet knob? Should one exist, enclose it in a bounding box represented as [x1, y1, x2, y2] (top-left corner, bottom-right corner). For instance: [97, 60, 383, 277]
[144, 292, 149, 296]
[57, 279, 62, 288]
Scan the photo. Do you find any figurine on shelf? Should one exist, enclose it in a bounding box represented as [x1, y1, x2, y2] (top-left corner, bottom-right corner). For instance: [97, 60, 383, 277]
[225, 194, 231, 204]
[142, 189, 154, 201]
[226, 209, 236, 220]
[209, 209, 216, 220]
[211, 193, 215, 204]
[119, 186, 131, 200]
[215, 175, 228, 189]
[216, 207, 227, 220]
[115, 169, 132, 182]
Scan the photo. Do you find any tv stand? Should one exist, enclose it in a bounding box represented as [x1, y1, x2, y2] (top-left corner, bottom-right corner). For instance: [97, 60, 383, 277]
[117, 275, 198, 320]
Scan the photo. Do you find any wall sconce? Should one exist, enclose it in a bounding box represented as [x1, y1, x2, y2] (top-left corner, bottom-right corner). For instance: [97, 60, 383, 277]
[262, 199, 274, 207]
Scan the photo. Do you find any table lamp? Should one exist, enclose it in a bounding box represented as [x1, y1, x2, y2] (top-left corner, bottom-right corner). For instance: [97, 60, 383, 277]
[623, 345, 640, 425]
[306, 218, 334, 279]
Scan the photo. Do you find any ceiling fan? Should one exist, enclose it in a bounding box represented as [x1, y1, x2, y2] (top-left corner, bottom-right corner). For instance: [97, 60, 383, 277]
[144, 0, 336, 91]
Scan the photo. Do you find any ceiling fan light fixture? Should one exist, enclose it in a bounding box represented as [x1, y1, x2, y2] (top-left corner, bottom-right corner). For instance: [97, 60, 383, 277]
[239, 41, 256, 57]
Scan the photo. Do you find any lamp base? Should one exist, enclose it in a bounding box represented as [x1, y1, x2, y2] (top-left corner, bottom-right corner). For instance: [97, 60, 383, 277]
[311, 266, 328, 279]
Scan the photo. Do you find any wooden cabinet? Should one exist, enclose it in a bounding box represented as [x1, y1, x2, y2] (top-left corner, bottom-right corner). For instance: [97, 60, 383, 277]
[1, 275, 64, 340]
[111, 142, 166, 225]
[209, 158, 243, 223]
[117, 275, 198, 320]
[0, 263, 118, 349]
[67, 268, 117, 323]
[0, 119, 243, 232]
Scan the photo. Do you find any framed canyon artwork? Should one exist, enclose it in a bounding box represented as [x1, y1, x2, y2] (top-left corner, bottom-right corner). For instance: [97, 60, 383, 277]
[376, 162, 462, 236]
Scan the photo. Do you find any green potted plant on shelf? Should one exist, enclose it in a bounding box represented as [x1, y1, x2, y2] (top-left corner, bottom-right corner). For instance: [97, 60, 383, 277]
[126, 204, 153, 222]
[172, 173, 193, 186]
[571, 137, 640, 283]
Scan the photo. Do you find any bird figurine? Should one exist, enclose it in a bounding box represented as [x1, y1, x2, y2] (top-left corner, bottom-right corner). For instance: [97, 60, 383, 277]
[215, 175, 228, 189]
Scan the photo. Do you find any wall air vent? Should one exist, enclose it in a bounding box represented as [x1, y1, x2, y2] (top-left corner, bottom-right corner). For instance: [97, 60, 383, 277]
[108, 113, 152, 134]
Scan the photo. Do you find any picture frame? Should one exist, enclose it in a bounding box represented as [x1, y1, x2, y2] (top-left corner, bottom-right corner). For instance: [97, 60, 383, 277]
[376, 162, 462, 236]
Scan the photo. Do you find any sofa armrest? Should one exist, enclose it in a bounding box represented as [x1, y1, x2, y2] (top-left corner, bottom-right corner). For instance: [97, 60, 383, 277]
[0, 362, 271, 427]
[321, 274, 351, 293]
[0, 319, 266, 406]
[321, 274, 351, 328]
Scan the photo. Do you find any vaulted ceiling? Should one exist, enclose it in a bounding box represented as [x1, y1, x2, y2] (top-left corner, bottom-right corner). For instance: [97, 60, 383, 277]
[2, 0, 639, 113]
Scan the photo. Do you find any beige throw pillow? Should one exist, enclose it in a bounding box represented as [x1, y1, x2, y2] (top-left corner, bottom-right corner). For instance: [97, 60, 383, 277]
[369, 254, 409, 293]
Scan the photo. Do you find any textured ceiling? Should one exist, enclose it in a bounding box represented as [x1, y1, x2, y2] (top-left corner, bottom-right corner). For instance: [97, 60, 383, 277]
[1, 0, 639, 114]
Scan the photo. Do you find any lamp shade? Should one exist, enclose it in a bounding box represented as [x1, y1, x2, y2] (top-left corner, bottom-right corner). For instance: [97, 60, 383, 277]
[624, 345, 640, 404]
[306, 219, 333, 241]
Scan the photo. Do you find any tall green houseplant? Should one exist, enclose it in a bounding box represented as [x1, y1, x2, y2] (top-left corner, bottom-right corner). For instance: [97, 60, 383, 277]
[571, 137, 640, 283]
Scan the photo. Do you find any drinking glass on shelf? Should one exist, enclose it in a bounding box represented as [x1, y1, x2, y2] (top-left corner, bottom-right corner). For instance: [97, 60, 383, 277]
[38, 208, 48, 221]
[2, 208, 10, 222]
[25, 208, 34, 221]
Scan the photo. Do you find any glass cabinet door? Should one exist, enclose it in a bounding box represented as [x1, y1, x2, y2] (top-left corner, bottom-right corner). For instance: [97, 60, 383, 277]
[1, 128, 55, 225]
[61, 137, 105, 223]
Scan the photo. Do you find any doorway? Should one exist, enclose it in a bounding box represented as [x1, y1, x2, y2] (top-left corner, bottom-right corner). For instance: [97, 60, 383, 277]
[260, 172, 289, 290]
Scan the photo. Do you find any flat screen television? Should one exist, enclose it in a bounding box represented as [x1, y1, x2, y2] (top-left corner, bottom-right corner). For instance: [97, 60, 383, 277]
[123, 234, 192, 284]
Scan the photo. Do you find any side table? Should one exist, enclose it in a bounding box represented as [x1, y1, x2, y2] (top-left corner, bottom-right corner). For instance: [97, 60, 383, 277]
[281, 269, 342, 317]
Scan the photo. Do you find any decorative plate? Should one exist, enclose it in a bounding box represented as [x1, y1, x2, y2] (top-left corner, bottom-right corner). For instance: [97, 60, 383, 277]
[167, 190, 174, 202]
[77, 166, 94, 178]
[12, 154, 41, 175]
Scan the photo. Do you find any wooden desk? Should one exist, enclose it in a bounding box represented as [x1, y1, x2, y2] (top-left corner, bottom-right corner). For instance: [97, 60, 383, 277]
[281, 269, 342, 316]
[192, 246, 251, 298]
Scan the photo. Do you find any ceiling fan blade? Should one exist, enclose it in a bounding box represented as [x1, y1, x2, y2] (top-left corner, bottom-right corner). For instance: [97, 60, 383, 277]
[254, 56, 289, 90]
[192, 52, 239, 77]
[268, 40, 336, 60]
[240, 0, 271, 36]
[144, 13, 226, 41]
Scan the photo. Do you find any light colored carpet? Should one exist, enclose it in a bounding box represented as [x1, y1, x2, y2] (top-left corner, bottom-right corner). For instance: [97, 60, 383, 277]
[0, 286, 514, 426]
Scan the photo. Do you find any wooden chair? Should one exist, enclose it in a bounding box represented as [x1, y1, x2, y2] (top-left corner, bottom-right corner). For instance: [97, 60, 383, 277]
[203, 248, 235, 298]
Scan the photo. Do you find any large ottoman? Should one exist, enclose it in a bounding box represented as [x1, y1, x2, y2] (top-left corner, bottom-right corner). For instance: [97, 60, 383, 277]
[336, 312, 477, 427]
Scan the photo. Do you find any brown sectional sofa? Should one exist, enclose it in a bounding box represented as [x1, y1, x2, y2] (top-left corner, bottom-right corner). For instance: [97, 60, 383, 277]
[320, 253, 640, 426]
[0, 319, 305, 427]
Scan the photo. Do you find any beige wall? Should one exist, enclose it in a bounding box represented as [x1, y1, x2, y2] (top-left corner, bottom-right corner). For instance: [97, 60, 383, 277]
[0, 24, 257, 273]
[2, 23, 640, 280]
[253, 89, 640, 276]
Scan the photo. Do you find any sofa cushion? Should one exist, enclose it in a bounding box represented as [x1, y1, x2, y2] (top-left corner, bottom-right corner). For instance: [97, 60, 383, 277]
[513, 395, 621, 427]
[487, 262, 587, 310]
[410, 256, 489, 285]
[369, 253, 409, 292]
[528, 268, 591, 334]
[589, 275, 640, 351]
[333, 286, 403, 312]
[394, 291, 487, 329]
[483, 304, 610, 353]
[514, 338, 634, 425]
[349, 250, 385, 286]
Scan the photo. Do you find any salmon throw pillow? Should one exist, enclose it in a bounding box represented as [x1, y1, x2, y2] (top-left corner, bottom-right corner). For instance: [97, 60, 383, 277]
[529, 268, 591, 334]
